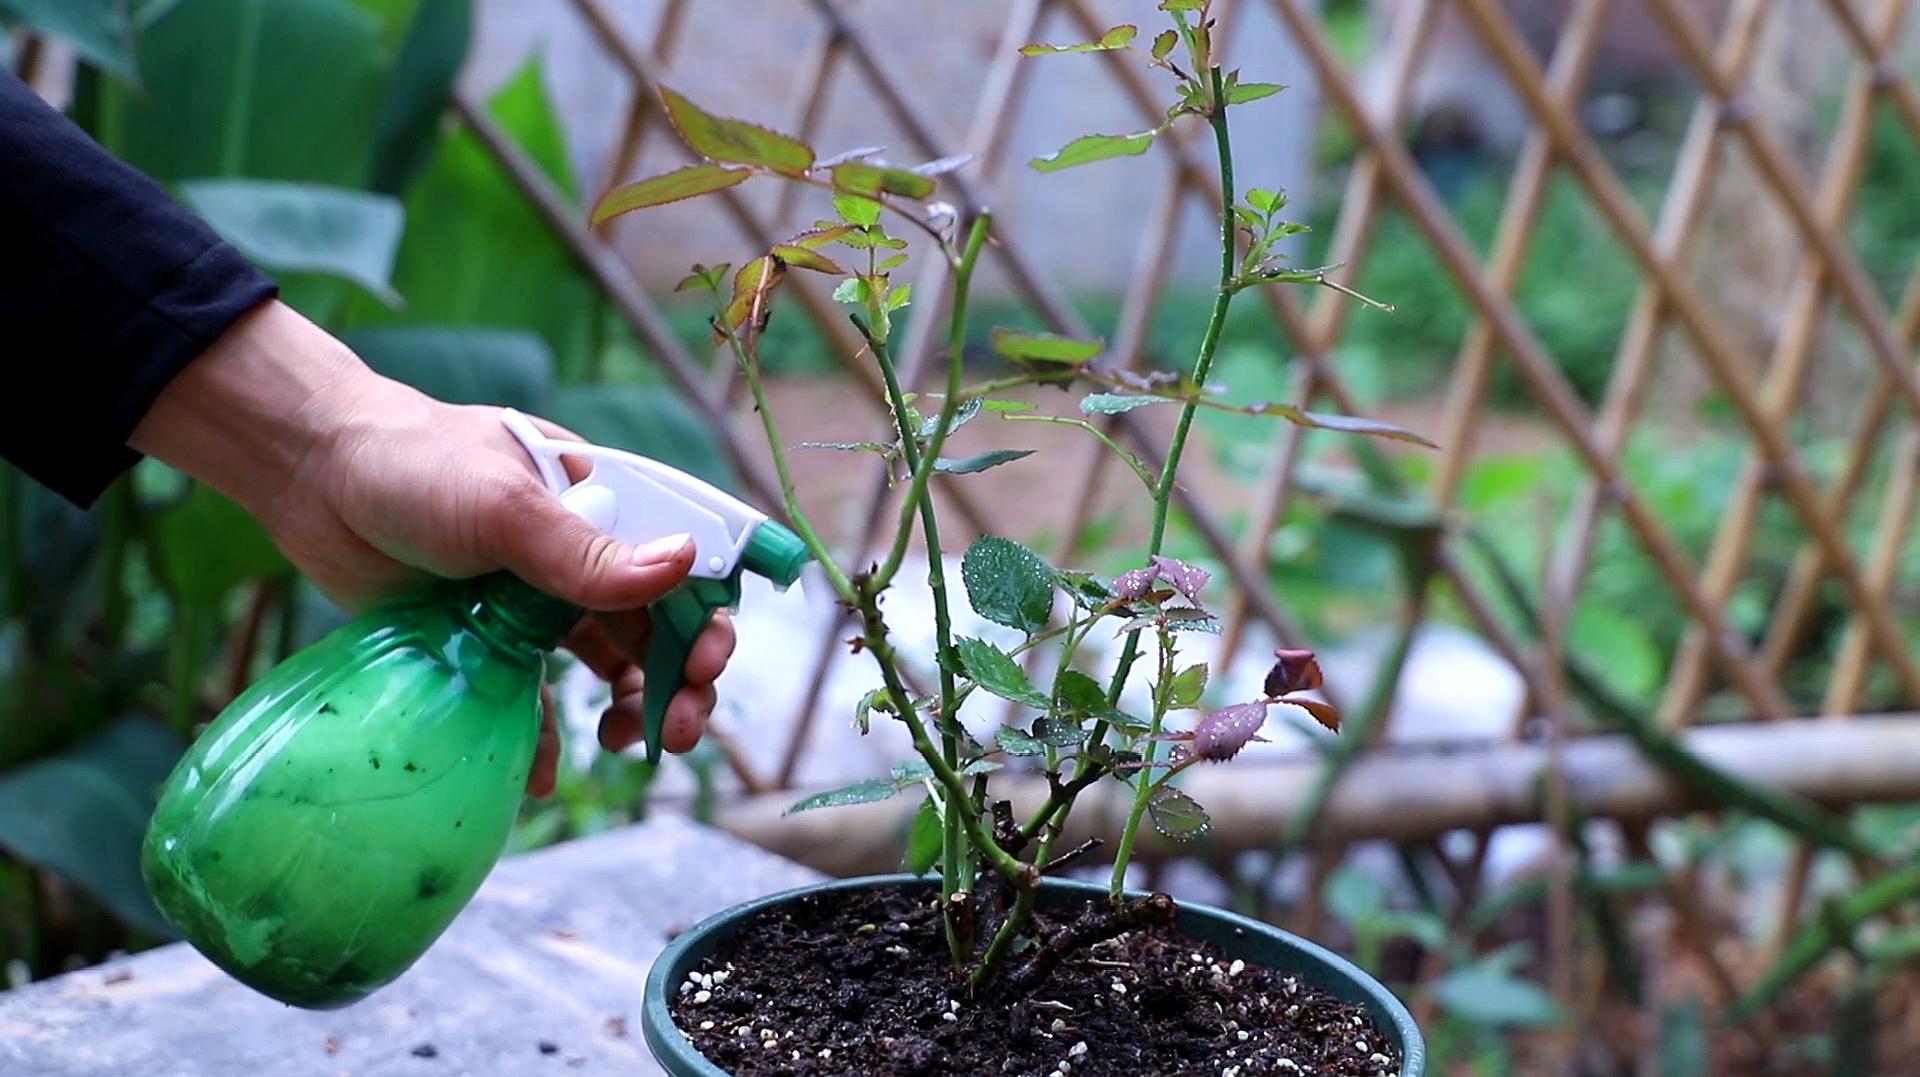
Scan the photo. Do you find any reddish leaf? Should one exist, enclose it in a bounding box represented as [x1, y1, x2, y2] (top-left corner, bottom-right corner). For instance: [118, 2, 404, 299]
[1264, 648, 1325, 696]
[1280, 696, 1341, 733]
[1192, 702, 1268, 761]
[1114, 565, 1158, 601]
[1150, 555, 1209, 603]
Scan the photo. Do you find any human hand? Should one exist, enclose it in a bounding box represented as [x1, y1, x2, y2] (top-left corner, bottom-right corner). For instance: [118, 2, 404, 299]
[130, 300, 735, 793]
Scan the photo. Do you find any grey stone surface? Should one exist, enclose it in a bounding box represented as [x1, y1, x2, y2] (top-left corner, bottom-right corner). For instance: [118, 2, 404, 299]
[0, 818, 822, 1077]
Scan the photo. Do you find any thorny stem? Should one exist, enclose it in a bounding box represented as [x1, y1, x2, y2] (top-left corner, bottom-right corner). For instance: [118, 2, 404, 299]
[858, 313, 972, 966]
[1110, 623, 1178, 897]
[874, 215, 992, 592]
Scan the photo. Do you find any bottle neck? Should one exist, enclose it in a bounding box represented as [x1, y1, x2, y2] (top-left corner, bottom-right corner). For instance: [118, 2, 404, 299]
[470, 573, 582, 654]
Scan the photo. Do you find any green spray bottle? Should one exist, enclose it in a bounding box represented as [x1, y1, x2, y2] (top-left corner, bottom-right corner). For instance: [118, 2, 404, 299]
[140, 409, 807, 1009]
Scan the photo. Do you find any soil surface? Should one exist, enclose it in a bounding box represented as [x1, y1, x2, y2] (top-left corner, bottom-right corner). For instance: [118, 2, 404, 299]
[668, 887, 1401, 1076]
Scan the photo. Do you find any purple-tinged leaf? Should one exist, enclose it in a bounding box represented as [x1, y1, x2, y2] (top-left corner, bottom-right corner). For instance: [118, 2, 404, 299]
[1193, 702, 1268, 761]
[1264, 648, 1326, 696]
[1113, 565, 1159, 601]
[1281, 696, 1341, 733]
[1150, 555, 1210, 603]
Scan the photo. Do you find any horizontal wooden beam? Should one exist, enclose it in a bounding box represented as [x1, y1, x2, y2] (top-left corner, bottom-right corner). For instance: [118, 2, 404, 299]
[715, 716, 1920, 876]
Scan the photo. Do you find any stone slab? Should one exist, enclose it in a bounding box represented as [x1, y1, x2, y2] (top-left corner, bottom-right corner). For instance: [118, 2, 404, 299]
[0, 817, 822, 1077]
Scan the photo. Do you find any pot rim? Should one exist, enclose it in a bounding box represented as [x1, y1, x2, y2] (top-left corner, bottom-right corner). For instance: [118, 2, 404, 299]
[643, 873, 1425, 1077]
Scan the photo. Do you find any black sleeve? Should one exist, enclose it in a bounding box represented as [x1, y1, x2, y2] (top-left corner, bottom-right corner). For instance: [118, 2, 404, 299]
[0, 71, 278, 507]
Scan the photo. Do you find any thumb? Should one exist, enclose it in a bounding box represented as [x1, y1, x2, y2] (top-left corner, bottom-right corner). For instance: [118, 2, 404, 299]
[488, 483, 695, 611]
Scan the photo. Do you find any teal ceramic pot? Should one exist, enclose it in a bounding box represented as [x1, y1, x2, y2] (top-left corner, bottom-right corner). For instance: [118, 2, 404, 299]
[643, 874, 1425, 1076]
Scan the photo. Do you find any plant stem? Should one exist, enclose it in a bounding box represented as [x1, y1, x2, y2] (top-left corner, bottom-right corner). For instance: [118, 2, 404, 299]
[874, 215, 991, 591]
[1103, 66, 1237, 709]
[1110, 626, 1176, 898]
[861, 318, 971, 964]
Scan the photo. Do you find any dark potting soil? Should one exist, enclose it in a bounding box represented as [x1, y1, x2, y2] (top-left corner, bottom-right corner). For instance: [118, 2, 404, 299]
[668, 888, 1401, 1077]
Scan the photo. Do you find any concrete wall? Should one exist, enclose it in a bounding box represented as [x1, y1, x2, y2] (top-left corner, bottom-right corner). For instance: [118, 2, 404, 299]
[465, 0, 1321, 294]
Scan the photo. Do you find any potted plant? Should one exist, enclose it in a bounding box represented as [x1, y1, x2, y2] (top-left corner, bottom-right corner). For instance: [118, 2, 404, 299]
[594, 4, 1431, 1073]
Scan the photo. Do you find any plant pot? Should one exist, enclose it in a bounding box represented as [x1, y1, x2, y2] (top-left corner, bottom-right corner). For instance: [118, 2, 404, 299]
[642, 874, 1425, 1076]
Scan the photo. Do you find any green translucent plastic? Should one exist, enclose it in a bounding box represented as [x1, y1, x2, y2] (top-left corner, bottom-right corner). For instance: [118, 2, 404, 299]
[140, 575, 576, 1009]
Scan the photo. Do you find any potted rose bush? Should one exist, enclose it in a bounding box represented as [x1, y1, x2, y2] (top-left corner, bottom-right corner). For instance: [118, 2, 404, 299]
[594, 4, 1431, 1073]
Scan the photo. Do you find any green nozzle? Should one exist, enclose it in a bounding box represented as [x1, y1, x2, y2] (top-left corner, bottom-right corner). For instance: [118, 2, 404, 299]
[742, 520, 808, 588]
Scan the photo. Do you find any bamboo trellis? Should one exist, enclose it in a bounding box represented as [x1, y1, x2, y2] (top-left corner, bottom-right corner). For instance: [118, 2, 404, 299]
[454, 0, 1920, 1031]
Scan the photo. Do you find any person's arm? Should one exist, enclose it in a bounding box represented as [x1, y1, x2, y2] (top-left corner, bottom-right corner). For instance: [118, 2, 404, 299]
[0, 71, 277, 506]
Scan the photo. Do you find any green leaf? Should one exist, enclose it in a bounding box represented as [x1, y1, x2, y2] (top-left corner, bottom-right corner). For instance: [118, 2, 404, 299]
[991, 328, 1104, 364]
[0, 719, 185, 936]
[1159, 0, 1204, 10]
[996, 727, 1047, 757]
[1433, 967, 1565, 1028]
[771, 244, 847, 275]
[157, 483, 292, 607]
[1054, 670, 1108, 713]
[934, 449, 1035, 475]
[904, 796, 943, 875]
[1080, 393, 1170, 415]
[853, 687, 892, 734]
[180, 179, 404, 304]
[797, 440, 893, 455]
[340, 326, 553, 411]
[1146, 787, 1210, 839]
[982, 399, 1037, 413]
[590, 164, 751, 223]
[1019, 24, 1136, 55]
[1032, 717, 1084, 747]
[368, 0, 471, 194]
[955, 637, 1049, 708]
[1225, 82, 1284, 104]
[659, 85, 814, 175]
[0, 0, 136, 78]
[674, 262, 731, 294]
[1245, 188, 1281, 214]
[1151, 29, 1177, 60]
[887, 284, 914, 312]
[547, 384, 738, 494]
[114, 0, 387, 186]
[833, 277, 870, 305]
[1029, 130, 1156, 173]
[832, 161, 936, 200]
[342, 55, 600, 375]
[1167, 662, 1208, 708]
[1658, 998, 1709, 1077]
[785, 778, 901, 814]
[834, 191, 882, 227]
[961, 537, 1056, 633]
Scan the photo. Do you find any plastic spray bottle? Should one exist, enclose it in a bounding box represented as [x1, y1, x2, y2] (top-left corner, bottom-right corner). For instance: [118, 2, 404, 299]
[140, 410, 806, 1009]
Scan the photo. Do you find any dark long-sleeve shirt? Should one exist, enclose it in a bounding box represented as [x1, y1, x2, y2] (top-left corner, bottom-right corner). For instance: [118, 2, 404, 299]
[0, 71, 277, 506]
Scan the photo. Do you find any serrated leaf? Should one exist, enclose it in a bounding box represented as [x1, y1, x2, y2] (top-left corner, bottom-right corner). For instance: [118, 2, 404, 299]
[905, 796, 944, 875]
[1030, 130, 1156, 173]
[1020, 24, 1137, 55]
[983, 399, 1038, 413]
[658, 86, 813, 175]
[588, 163, 750, 224]
[1193, 701, 1268, 761]
[962, 537, 1056, 633]
[1033, 717, 1084, 747]
[786, 778, 901, 814]
[956, 637, 1050, 708]
[1147, 788, 1210, 839]
[991, 328, 1104, 364]
[832, 277, 870, 304]
[833, 161, 937, 200]
[834, 191, 882, 227]
[1246, 188, 1282, 214]
[997, 727, 1048, 756]
[920, 397, 982, 437]
[912, 153, 974, 176]
[1080, 393, 1170, 415]
[935, 449, 1035, 475]
[878, 253, 910, 272]
[771, 244, 846, 274]
[1168, 663, 1209, 708]
[1225, 82, 1284, 104]
[1056, 670, 1110, 713]
[788, 223, 857, 250]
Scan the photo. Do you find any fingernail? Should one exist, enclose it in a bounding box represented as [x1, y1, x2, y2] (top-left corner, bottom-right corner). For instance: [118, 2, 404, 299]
[634, 533, 692, 563]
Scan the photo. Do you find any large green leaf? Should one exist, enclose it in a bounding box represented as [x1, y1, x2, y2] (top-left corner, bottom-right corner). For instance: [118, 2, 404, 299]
[954, 637, 1049, 708]
[116, 0, 387, 186]
[344, 56, 600, 378]
[546, 385, 738, 496]
[0, 718, 185, 937]
[659, 86, 814, 176]
[0, 0, 137, 78]
[1433, 966, 1564, 1028]
[341, 326, 554, 410]
[961, 536, 1054, 633]
[155, 482, 290, 607]
[367, 0, 470, 194]
[180, 179, 404, 303]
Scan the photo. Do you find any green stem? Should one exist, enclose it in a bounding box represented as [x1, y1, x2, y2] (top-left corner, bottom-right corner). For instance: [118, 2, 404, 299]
[1000, 414, 1159, 491]
[1102, 66, 1237, 709]
[861, 319, 970, 965]
[1110, 627, 1176, 898]
[874, 216, 991, 592]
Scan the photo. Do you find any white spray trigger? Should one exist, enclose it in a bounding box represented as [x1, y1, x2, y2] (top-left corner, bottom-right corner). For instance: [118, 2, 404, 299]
[501, 409, 768, 581]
